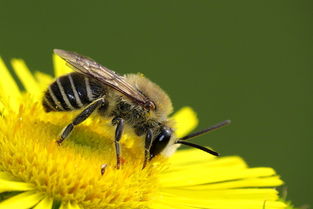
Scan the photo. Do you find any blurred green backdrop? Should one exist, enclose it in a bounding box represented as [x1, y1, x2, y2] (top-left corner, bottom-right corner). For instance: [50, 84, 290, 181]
[0, 0, 312, 207]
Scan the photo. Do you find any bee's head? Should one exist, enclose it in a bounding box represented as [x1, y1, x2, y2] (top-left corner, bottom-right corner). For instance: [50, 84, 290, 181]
[149, 120, 231, 160]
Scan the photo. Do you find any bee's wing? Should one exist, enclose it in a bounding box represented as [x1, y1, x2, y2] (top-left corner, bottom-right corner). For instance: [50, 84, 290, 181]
[54, 49, 151, 107]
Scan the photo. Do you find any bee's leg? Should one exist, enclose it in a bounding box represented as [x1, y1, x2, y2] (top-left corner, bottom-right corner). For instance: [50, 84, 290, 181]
[57, 98, 106, 145]
[112, 117, 125, 169]
[143, 129, 153, 169]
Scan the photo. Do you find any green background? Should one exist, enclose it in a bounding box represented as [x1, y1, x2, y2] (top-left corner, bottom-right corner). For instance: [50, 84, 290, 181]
[0, 0, 312, 207]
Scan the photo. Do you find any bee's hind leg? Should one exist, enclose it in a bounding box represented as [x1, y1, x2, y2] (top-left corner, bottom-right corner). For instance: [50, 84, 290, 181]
[57, 98, 106, 145]
[112, 117, 125, 169]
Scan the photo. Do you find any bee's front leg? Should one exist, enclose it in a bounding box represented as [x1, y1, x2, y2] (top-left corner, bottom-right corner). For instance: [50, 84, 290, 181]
[143, 129, 153, 169]
[112, 117, 125, 169]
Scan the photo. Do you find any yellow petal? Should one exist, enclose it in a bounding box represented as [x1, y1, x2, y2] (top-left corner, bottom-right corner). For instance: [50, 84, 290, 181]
[150, 203, 175, 209]
[60, 202, 82, 209]
[0, 57, 21, 112]
[59, 202, 66, 209]
[187, 176, 283, 190]
[11, 59, 41, 99]
[159, 194, 287, 209]
[0, 179, 34, 193]
[0, 172, 35, 192]
[169, 156, 247, 175]
[169, 148, 217, 166]
[0, 191, 43, 209]
[0, 171, 18, 181]
[33, 197, 53, 209]
[34, 71, 53, 91]
[161, 155, 277, 187]
[53, 53, 72, 77]
[68, 202, 82, 209]
[162, 167, 278, 187]
[162, 188, 279, 200]
[171, 107, 198, 138]
[151, 201, 196, 209]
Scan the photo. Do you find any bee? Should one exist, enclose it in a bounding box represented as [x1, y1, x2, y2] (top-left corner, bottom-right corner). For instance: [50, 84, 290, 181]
[43, 49, 230, 169]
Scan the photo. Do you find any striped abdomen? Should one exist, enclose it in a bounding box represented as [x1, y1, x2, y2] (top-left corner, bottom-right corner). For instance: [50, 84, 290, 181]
[43, 72, 105, 112]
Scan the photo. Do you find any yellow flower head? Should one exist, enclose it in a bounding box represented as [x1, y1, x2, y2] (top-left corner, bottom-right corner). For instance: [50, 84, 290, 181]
[0, 53, 290, 209]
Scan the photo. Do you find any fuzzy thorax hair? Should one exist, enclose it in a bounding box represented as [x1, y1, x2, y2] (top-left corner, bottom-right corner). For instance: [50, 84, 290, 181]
[125, 74, 173, 121]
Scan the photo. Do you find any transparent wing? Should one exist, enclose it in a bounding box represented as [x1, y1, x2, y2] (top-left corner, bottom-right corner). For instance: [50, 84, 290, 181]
[54, 49, 154, 109]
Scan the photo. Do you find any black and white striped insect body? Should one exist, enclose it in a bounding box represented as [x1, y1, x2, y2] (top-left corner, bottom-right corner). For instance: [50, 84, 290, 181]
[43, 72, 105, 112]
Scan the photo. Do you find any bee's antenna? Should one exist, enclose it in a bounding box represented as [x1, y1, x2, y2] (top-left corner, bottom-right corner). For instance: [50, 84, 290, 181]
[175, 120, 230, 156]
[178, 120, 231, 141]
[175, 140, 219, 156]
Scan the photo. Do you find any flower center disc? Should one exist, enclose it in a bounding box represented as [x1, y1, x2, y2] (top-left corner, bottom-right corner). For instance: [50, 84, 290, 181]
[0, 99, 165, 209]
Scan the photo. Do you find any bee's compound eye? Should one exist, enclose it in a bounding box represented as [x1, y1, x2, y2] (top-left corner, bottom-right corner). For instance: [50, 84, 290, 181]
[150, 128, 172, 159]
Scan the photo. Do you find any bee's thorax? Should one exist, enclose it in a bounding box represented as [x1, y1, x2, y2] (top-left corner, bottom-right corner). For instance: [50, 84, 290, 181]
[103, 97, 164, 137]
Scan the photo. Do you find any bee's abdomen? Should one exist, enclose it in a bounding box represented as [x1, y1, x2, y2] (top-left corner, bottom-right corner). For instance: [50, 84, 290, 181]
[43, 72, 105, 112]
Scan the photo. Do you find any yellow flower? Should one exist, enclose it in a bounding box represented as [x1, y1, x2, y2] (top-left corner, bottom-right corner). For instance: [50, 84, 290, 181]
[0, 54, 289, 209]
